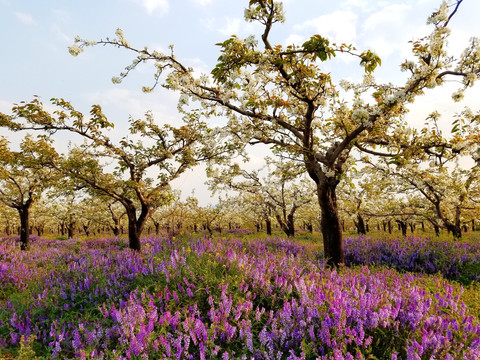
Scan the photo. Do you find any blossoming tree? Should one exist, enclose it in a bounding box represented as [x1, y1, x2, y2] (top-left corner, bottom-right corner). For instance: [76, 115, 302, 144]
[368, 108, 480, 239]
[0, 135, 59, 250]
[67, 0, 478, 265]
[208, 157, 315, 238]
[0, 98, 222, 251]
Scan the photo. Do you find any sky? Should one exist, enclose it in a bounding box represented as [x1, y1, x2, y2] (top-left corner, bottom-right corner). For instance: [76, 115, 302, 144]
[1, 0, 480, 205]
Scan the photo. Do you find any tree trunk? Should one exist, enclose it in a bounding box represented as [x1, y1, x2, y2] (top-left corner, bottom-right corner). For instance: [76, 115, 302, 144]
[266, 218, 272, 235]
[83, 225, 90, 237]
[446, 223, 461, 240]
[307, 223, 313, 233]
[67, 222, 75, 239]
[355, 214, 366, 235]
[18, 206, 30, 251]
[275, 213, 295, 238]
[317, 181, 343, 267]
[409, 222, 415, 234]
[125, 206, 143, 251]
[396, 220, 407, 237]
[206, 223, 213, 236]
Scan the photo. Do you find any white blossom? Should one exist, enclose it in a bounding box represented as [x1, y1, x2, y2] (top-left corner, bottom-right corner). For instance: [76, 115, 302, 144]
[352, 109, 369, 123]
[325, 169, 335, 178]
[115, 28, 129, 47]
[452, 89, 464, 102]
[68, 44, 83, 56]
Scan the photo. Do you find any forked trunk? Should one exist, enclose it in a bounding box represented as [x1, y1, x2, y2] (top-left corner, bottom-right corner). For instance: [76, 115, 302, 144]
[318, 181, 344, 267]
[447, 223, 462, 240]
[127, 214, 142, 251]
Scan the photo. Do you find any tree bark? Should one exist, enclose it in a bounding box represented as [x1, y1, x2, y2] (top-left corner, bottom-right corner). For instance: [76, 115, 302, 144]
[266, 218, 272, 235]
[125, 205, 146, 251]
[446, 223, 462, 239]
[396, 220, 407, 237]
[317, 181, 344, 267]
[67, 222, 75, 239]
[17, 205, 31, 251]
[355, 214, 366, 235]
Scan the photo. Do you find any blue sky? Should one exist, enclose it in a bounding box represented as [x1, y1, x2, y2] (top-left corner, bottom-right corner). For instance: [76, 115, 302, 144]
[1, 0, 479, 204]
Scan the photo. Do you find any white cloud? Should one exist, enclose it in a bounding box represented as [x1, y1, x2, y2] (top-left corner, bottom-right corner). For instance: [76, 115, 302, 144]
[52, 9, 70, 24]
[51, 23, 71, 43]
[0, 98, 14, 113]
[218, 17, 242, 37]
[201, 16, 256, 37]
[15, 12, 35, 25]
[293, 10, 358, 46]
[190, 0, 212, 6]
[86, 87, 181, 125]
[138, 0, 169, 15]
[361, 4, 414, 58]
[284, 34, 306, 47]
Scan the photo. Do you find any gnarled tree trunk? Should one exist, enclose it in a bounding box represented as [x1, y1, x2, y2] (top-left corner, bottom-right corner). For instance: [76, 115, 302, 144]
[317, 180, 344, 267]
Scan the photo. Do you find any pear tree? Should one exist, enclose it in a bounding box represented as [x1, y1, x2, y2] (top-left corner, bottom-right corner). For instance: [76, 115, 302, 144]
[0, 135, 59, 249]
[0, 98, 221, 250]
[67, 0, 479, 265]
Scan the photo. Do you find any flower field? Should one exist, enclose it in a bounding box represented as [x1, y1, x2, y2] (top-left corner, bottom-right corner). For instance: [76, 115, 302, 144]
[1, 235, 480, 359]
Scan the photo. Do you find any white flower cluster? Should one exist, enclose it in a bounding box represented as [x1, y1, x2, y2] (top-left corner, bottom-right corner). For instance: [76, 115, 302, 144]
[464, 72, 477, 87]
[400, 61, 415, 72]
[115, 28, 129, 47]
[352, 109, 369, 123]
[244, 35, 257, 49]
[427, 1, 449, 25]
[325, 169, 336, 178]
[68, 44, 83, 57]
[244, 1, 285, 23]
[452, 89, 465, 102]
[362, 74, 375, 86]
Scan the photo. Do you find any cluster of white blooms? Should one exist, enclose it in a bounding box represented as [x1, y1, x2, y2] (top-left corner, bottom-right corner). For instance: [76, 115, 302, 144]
[362, 74, 375, 86]
[427, 1, 449, 25]
[244, 35, 257, 49]
[115, 28, 129, 47]
[325, 169, 336, 178]
[244, 2, 285, 23]
[400, 61, 416, 72]
[198, 74, 210, 85]
[464, 72, 478, 87]
[339, 80, 353, 91]
[351, 108, 369, 123]
[452, 89, 465, 102]
[111, 76, 122, 84]
[68, 44, 83, 57]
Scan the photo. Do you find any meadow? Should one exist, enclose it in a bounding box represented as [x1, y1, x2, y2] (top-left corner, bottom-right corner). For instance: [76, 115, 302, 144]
[1, 232, 480, 359]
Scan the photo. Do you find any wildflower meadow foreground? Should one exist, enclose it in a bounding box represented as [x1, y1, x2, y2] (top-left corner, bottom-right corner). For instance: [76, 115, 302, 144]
[1, 234, 480, 359]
